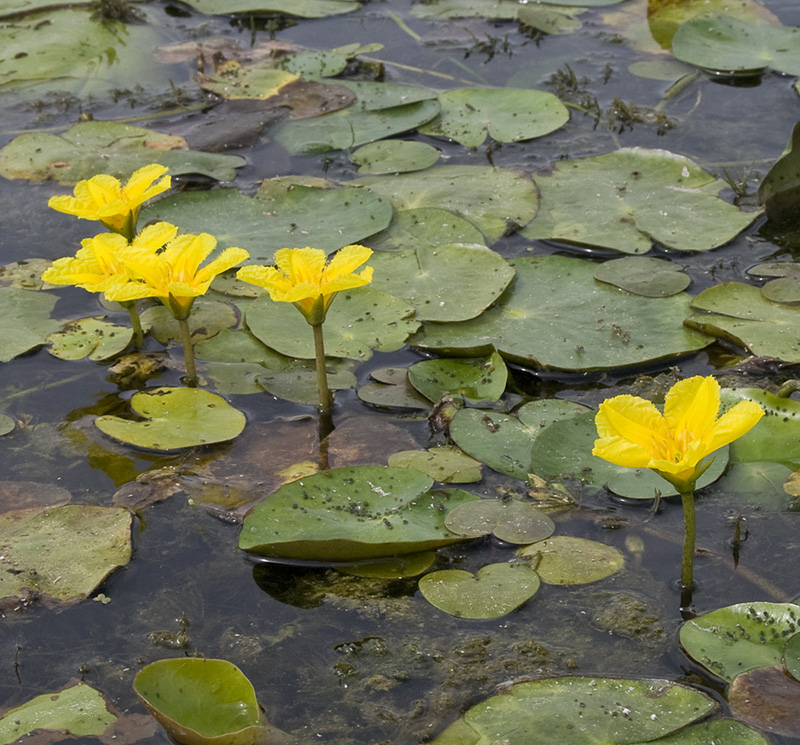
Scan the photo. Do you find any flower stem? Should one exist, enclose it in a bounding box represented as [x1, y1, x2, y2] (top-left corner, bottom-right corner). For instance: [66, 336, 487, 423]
[178, 318, 197, 387]
[680, 489, 696, 603]
[122, 301, 145, 349]
[312, 323, 334, 444]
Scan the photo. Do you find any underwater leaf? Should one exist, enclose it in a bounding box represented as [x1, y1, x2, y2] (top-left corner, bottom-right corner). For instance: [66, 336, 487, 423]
[444, 498, 555, 543]
[369, 244, 514, 322]
[357, 367, 433, 410]
[521, 148, 757, 253]
[350, 140, 440, 174]
[518, 536, 624, 585]
[419, 563, 541, 619]
[408, 351, 508, 403]
[449, 399, 590, 480]
[594, 257, 690, 297]
[256, 359, 357, 404]
[0, 121, 245, 183]
[337, 551, 436, 578]
[672, 13, 800, 76]
[679, 601, 800, 683]
[179, 0, 360, 17]
[47, 317, 133, 361]
[415, 255, 712, 371]
[517, 4, 585, 35]
[728, 665, 800, 738]
[245, 288, 418, 361]
[0, 258, 51, 290]
[687, 283, 800, 362]
[0, 682, 116, 744]
[0, 287, 59, 362]
[786, 632, 800, 682]
[143, 182, 392, 260]
[0, 415, 14, 436]
[134, 658, 268, 745]
[367, 208, 486, 252]
[0, 504, 131, 607]
[411, 0, 521, 20]
[239, 466, 479, 560]
[388, 445, 483, 483]
[272, 99, 440, 154]
[95, 387, 246, 451]
[420, 88, 569, 147]
[353, 165, 538, 244]
[758, 121, 800, 223]
[430, 677, 717, 745]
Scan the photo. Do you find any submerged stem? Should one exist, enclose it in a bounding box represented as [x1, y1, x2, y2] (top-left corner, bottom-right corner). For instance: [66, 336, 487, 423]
[177, 317, 197, 387]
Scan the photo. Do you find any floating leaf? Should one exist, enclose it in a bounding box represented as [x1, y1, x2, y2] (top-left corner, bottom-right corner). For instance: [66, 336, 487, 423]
[198, 62, 300, 99]
[420, 88, 569, 147]
[444, 498, 555, 543]
[0, 415, 14, 436]
[143, 182, 392, 260]
[519, 536, 624, 585]
[0, 287, 59, 362]
[350, 140, 440, 174]
[95, 387, 246, 451]
[419, 563, 541, 619]
[672, 13, 800, 76]
[388, 445, 483, 483]
[415, 255, 712, 371]
[758, 121, 800, 222]
[257, 359, 357, 404]
[370, 244, 514, 322]
[411, 0, 522, 20]
[687, 283, 800, 362]
[518, 4, 585, 35]
[357, 367, 432, 410]
[353, 165, 538, 244]
[141, 300, 238, 345]
[408, 351, 508, 403]
[594, 257, 690, 297]
[0, 504, 132, 607]
[245, 288, 418, 361]
[679, 601, 800, 683]
[642, 719, 770, 745]
[0, 121, 244, 183]
[430, 677, 717, 745]
[786, 632, 800, 682]
[450, 399, 590, 480]
[47, 317, 133, 361]
[0, 682, 116, 744]
[134, 658, 267, 745]
[179, 0, 360, 17]
[239, 466, 478, 560]
[728, 665, 800, 738]
[747, 261, 800, 304]
[367, 208, 486, 252]
[521, 148, 757, 253]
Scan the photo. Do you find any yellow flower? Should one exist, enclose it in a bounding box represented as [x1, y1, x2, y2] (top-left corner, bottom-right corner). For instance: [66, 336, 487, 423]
[236, 245, 373, 325]
[107, 222, 249, 320]
[592, 376, 764, 487]
[48, 164, 171, 237]
[42, 231, 134, 295]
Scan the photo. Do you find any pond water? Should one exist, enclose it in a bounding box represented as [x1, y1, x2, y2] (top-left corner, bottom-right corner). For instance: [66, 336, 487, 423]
[2, 0, 800, 743]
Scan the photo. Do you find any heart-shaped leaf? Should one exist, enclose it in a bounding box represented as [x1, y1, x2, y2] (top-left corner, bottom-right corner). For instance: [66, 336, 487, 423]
[408, 351, 508, 402]
[388, 446, 483, 483]
[518, 536, 624, 585]
[47, 317, 132, 361]
[0, 287, 59, 362]
[444, 498, 555, 543]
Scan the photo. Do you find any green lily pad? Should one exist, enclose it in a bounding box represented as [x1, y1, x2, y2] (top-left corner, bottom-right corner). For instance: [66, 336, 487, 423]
[747, 262, 800, 304]
[720, 388, 800, 463]
[679, 601, 800, 683]
[388, 445, 483, 483]
[430, 677, 717, 745]
[198, 63, 300, 100]
[367, 208, 486, 252]
[272, 99, 440, 154]
[0, 682, 116, 744]
[672, 13, 800, 76]
[642, 719, 770, 745]
[449, 399, 590, 480]
[0, 504, 132, 607]
[143, 182, 392, 260]
[179, 0, 360, 17]
[350, 140, 441, 174]
[444, 498, 555, 543]
[245, 288, 418, 361]
[0, 121, 244, 183]
[411, 0, 523, 20]
[728, 665, 800, 739]
[47, 317, 133, 361]
[140, 299, 238, 345]
[530, 409, 729, 498]
[415, 255, 712, 371]
[357, 367, 433, 410]
[786, 632, 800, 682]
[758, 121, 800, 222]
[256, 359, 357, 404]
[337, 551, 436, 578]
[518, 4, 585, 35]
[134, 658, 266, 745]
[278, 43, 383, 79]
[687, 282, 800, 362]
[239, 466, 479, 560]
[419, 563, 541, 619]
[95, 387, 246, 451]
[420, 88, 569, 147]
[408, 351, 508, 403]
[0, 414, 14, 436]
[518, 536, 624, 585]
[335, 80, 440, 110]
[194, 328, 288, 368]
[521, 148, 757, 253]
[0, 287, 59, 362]
[594, 257, 691, 297]
[353, 165, 539, 244]
[370, 244, 514, 322]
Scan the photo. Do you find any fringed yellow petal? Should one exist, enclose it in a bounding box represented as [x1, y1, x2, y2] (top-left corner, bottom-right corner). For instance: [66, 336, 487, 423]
[703, 400, 764, 454]
[591, 436, 654, 469]
[664, 376, 720, 441]
[595, 395, 668, 453]
[322, 244, 372, 281]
